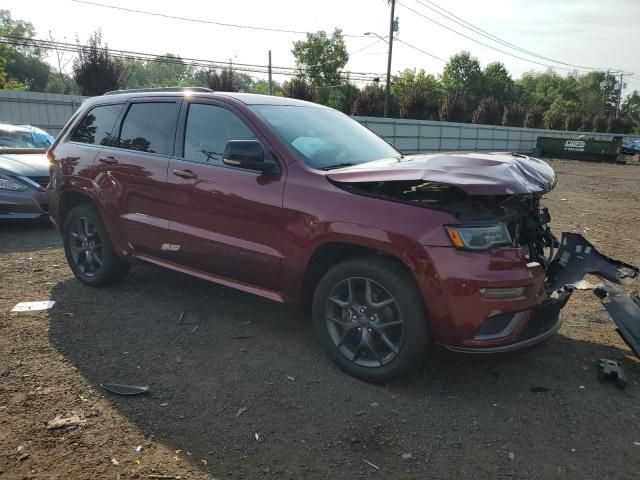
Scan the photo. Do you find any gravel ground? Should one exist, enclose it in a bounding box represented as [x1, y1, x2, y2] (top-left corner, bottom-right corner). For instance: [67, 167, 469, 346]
[1, 159, 640, 479]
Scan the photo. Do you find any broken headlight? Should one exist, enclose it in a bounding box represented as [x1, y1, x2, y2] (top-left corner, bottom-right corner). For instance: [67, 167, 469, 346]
[445, 224, 512, 251]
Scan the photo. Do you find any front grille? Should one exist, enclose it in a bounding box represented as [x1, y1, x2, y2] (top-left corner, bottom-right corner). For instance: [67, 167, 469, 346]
[28, 176, 50, 189]
[518, 295, 569, 341]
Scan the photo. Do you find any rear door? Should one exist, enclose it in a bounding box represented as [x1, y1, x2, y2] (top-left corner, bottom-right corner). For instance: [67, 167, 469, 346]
[97, 97, 181, 257]
[164, 99, 286, 291]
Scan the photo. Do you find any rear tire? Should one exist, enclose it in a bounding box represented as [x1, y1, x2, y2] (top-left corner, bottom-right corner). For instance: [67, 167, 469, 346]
[312, 257, 430, 383]
[62, 203, 130, 287]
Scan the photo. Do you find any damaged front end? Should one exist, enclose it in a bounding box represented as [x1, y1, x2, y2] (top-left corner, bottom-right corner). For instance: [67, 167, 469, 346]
[328, 153, 640, 357]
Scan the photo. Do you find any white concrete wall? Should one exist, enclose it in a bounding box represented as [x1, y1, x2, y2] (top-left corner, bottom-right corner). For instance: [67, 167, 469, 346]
[355, 116, 640, 154]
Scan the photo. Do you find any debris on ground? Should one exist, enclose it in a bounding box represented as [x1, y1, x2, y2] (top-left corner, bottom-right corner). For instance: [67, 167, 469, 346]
[11, 300, 56, 312]
[363, 458, 380, 470]
[17, 445, 29, 461]
[46, 414, 86, 430]
[508, 452, 515, 461]
[101, 382, 150, 395]
[598, 359, 627, 389]
[111, 458, 119, 466]
[530, 386, 551, 393]
[401, 453, 413, 460]
[236, 406, 248, 417]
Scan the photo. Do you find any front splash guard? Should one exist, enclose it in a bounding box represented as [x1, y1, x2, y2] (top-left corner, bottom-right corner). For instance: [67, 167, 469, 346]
[546, 232, 640, 358]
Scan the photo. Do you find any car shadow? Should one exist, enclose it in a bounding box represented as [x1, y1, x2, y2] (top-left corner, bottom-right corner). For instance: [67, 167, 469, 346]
[48, 264, 640, 479]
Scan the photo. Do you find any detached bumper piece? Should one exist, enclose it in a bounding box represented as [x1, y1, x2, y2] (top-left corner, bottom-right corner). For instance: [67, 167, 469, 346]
[594, 285, 640, 358]
[547, 233, 638, 291]
[547, 233, 640, 359]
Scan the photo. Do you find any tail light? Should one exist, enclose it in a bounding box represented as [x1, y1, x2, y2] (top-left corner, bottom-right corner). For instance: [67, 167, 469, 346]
[46, 148, 56, 164]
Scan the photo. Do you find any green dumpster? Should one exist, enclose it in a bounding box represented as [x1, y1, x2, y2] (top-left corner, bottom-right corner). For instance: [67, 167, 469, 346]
[535, 136, 622, 162]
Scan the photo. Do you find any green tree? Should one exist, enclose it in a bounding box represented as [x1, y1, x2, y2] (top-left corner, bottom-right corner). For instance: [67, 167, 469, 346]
[441, 51, 483, 115]
[351, 84, 384, 117]
[73, 30, 124, 96]
[251, 79, 283, 96]
[282, 75, 314, 101]
[205, 67, 238, 92]
[392, 69, 442, 120]
[482, 62, 514, 103]
[325, 83, 359, 113]
[472, 97, 501, 125]
[439, 90, 466, 123]
[0, 57, 25, 89]
[621, 90, 640, 133]
[292, 29, 348, 87]
[0, 9, 53, 91]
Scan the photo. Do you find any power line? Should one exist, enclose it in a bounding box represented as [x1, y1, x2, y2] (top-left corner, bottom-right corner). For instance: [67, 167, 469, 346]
[397, 1, 612, 73]
[409, 0, 612, 72]
[395, 38, 446, 63]
[72, 0, 369, 38]
[1, 36, 384, 81]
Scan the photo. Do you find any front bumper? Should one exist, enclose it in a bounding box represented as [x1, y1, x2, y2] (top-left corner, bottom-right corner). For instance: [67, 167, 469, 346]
[444, 290, 570, 354]
[416, 233, 639, 357]
[0, 189, 48, 219]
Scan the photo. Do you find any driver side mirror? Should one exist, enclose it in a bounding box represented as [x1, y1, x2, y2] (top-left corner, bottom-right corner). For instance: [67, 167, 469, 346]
[223, 140, 275, 174]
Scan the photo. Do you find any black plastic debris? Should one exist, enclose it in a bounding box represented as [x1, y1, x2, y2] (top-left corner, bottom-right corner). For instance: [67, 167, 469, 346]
[547, 233, 638, 291]
[598, 359, 627, 389]
[101, 383, 150, 395]
[594, 285, 640, 358]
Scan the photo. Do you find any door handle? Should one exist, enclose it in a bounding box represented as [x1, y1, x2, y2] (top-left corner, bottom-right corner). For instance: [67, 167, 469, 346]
[173, 169, 197, 179]
[98, 156, 118, 165]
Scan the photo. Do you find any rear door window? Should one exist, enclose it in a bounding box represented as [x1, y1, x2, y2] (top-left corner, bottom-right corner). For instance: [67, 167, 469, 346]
[118, 102, 180, 155]
[69, 103, 123, 146]
[183, 103, 256, 165]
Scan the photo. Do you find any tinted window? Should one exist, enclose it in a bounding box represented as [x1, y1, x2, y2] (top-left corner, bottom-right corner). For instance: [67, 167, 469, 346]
[70, 104, 123, 146]
[118, 102, 178, 155]
[250, 105, 400, 169]
[183, 104, 255, 165]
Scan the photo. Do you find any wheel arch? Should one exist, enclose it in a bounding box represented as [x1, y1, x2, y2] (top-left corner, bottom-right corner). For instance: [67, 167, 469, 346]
[300, 241, 422, 312]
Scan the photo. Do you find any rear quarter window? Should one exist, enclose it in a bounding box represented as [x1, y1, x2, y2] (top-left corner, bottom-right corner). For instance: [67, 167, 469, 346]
[69, 104, 123, 146]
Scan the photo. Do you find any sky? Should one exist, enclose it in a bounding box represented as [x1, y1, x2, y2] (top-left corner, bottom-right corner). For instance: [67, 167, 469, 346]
[3, 0, 640, 92]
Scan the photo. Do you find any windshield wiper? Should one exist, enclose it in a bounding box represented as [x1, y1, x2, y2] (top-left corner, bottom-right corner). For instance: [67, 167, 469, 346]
[320, 163, 357, 171]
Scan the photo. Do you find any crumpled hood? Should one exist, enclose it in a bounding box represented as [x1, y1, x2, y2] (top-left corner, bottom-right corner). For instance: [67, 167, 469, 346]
[0, 152, 49, 177]
[326, 152, 557, 196]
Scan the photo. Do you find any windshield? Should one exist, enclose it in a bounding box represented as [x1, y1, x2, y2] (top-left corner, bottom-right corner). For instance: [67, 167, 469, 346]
[250, 105, 400, 169]
[0, 129, 38, 148]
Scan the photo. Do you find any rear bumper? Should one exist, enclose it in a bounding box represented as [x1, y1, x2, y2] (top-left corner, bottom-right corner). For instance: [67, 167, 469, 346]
[0, 189, 48, 219]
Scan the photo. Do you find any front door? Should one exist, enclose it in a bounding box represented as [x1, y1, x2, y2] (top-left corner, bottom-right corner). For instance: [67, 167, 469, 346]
[165, 100, 286, 292]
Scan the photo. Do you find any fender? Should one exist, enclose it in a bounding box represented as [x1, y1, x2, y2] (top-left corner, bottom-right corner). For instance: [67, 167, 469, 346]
[57, 176, 130, 255]
[281, 220, 429, 301]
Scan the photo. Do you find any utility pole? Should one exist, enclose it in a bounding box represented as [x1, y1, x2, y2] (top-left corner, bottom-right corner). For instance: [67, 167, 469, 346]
[615, 72, 626, 118]
[384, 0, 396, 118]
[268, 50, 273, 96]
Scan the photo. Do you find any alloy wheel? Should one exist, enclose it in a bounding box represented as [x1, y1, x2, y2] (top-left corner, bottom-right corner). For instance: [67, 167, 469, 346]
[325, 277, 405, 368]
[68, 216, 104, 277]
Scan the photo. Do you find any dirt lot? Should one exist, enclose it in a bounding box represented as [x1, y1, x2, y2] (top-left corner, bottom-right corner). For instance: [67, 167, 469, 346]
[1, 159, 640, 480]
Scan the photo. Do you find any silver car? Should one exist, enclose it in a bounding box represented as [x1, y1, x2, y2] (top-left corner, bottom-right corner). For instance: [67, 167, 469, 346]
[0, 124, 52, 219]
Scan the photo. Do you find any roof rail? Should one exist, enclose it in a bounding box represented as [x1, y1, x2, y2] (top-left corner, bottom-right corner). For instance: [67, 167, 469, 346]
[104, 87, 213, 96]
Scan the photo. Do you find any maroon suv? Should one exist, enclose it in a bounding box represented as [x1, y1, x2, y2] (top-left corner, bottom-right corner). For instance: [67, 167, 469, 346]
[47, 88, 637, 382]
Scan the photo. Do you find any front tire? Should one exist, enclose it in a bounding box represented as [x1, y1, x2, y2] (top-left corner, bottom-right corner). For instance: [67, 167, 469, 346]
[312, 257, 430, 383]
[62, 203, 130, 287]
